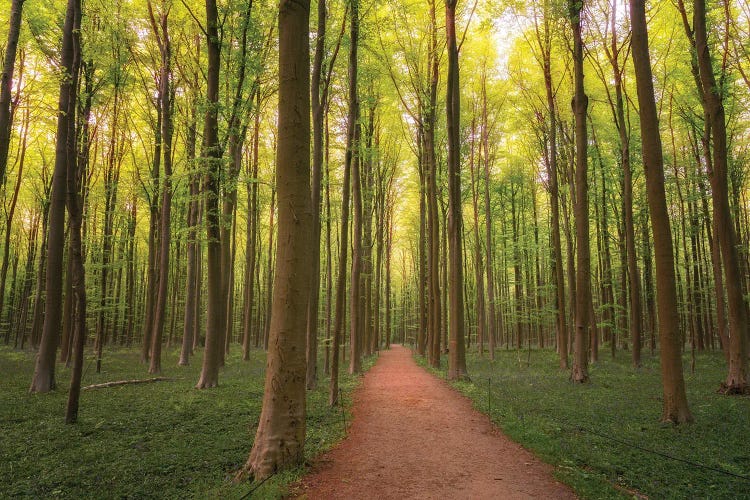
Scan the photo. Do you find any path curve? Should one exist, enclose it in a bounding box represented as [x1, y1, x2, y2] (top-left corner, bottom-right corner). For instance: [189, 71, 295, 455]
[294, 345, 576, 499]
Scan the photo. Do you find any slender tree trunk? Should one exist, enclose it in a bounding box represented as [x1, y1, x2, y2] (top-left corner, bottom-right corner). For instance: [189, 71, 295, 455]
[348, 0, 362, 375]
[149, 4, 173, 375]
[446, 0, 468, 380]
[570, 0, 590, 383]
[196, 0, 223, 389]
[0, 0, 25, 186]
[64, 0, 85, 423]
[693, 0, 749, 393]
[30, 0, 78, 393]
[629, 0, 693, 422]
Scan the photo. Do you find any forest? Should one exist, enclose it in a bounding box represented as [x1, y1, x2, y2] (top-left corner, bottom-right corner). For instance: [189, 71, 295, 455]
[1, 0, 749, 497]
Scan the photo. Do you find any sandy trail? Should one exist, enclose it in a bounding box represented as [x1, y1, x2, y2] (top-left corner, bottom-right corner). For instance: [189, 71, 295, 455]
[294, 345, 576, 499]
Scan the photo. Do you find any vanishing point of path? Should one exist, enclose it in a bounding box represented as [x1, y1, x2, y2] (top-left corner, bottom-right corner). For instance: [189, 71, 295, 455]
[294, 345, 577, 499]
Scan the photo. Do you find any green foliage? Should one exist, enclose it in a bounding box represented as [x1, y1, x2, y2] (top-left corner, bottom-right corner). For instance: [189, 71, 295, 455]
[419, 350, 750, 499]
[0, 347, 366, 499]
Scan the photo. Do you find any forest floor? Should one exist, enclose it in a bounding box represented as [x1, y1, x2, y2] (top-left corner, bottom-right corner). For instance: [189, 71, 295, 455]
[293, 345, 576, 499]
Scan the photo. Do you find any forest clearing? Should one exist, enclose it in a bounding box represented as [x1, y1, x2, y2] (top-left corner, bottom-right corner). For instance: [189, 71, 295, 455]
[1, 0, 750, 498]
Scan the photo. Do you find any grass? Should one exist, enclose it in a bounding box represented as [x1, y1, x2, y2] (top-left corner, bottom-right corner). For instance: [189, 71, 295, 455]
[419, 347, 750, 499]
[0, 344, 369, 499]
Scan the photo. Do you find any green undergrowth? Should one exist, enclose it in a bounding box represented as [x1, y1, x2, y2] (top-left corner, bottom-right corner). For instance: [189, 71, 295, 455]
[0, 345, 372, 499]
[417, 348, 750, 499]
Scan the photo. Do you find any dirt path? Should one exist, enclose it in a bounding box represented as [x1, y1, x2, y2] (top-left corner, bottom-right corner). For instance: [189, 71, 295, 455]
[294, 345, 576, 499]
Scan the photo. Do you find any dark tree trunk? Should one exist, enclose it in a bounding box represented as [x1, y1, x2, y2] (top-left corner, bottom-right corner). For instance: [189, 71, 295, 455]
[196, 0, 223, 389]
[0, 0, 25, 186]
[570, 0, 590, 383]
[446, 0, 468, 380]
[30, 0, 78, 393]
[629, 0, 693, 422]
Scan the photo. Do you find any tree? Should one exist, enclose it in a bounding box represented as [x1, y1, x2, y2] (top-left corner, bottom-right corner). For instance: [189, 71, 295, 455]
[30, 0, 79, 394]
[446, 0, 467, 380]
[693, 0, 749, 394]
[241, 0, 312, 478]
[196, 0, 223, 389]
[569, 0, 590, 383]
[628, 0, 693, 423]
[147, 0, 173, 375]
[0, 0, 25, 187]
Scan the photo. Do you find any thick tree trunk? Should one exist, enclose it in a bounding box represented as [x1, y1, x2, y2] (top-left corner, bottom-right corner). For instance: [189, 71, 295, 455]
[243, 0, 312, 477]
[629, 0, 693, 422]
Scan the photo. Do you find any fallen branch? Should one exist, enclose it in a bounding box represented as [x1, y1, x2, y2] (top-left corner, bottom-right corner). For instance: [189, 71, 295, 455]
[82, 377, 177, 391]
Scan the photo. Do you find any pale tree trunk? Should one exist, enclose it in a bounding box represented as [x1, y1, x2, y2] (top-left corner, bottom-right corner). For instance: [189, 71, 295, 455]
[30, 0, 78, 394]
[446, 0, 468, 380]
[570, 0, 590, 383]
[469, 114, 486, 356]
[242, 0, 312, 478]
[180, 100, 198, 366]
[629, 0, 693, 423]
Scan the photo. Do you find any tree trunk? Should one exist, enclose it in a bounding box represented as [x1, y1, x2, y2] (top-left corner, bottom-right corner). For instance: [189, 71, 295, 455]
[629, 0, 693, 423]
[0, 0, 24, 186]
[149, 4, 173, 375]
[30, 0, 78, 394]
[348, 0, 362, 375]
[446, 0, 468, 380]
[693, 0, 749, 393]
[570, 0, 590, 383]
[196, 0, 223, 389]
[242, 0, 312, 477]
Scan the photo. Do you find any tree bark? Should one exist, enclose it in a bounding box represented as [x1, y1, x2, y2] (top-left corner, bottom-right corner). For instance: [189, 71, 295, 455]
[0, 0, 24, 186]
[629, 0, 693, 423]
[30, 0, 78, 393]
[242, 0, 312, 477]
[196, 0, 223, 389]
[569, 0, 590, 383]
[446, 0, 468, 380]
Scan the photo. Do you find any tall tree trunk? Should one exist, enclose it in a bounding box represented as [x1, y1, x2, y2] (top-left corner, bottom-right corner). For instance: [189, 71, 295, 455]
[629, 0, 693, 423]
[180, 101, 199, 366]
[242, 0, 312, 477]
[348, 0, 362, 375]
[306, 0, 327, 389]
[538, 2, 567, 367]
[64, 0, 85, 423]
[693, 0, 749, 393]
[570, 0, 590, 383]
[446, 0, 468, 380]
[196, 0, 223, 389]
[149, 3, 173, 375]
[30, 0, 78, 393]
[0, 0, 24, 186]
